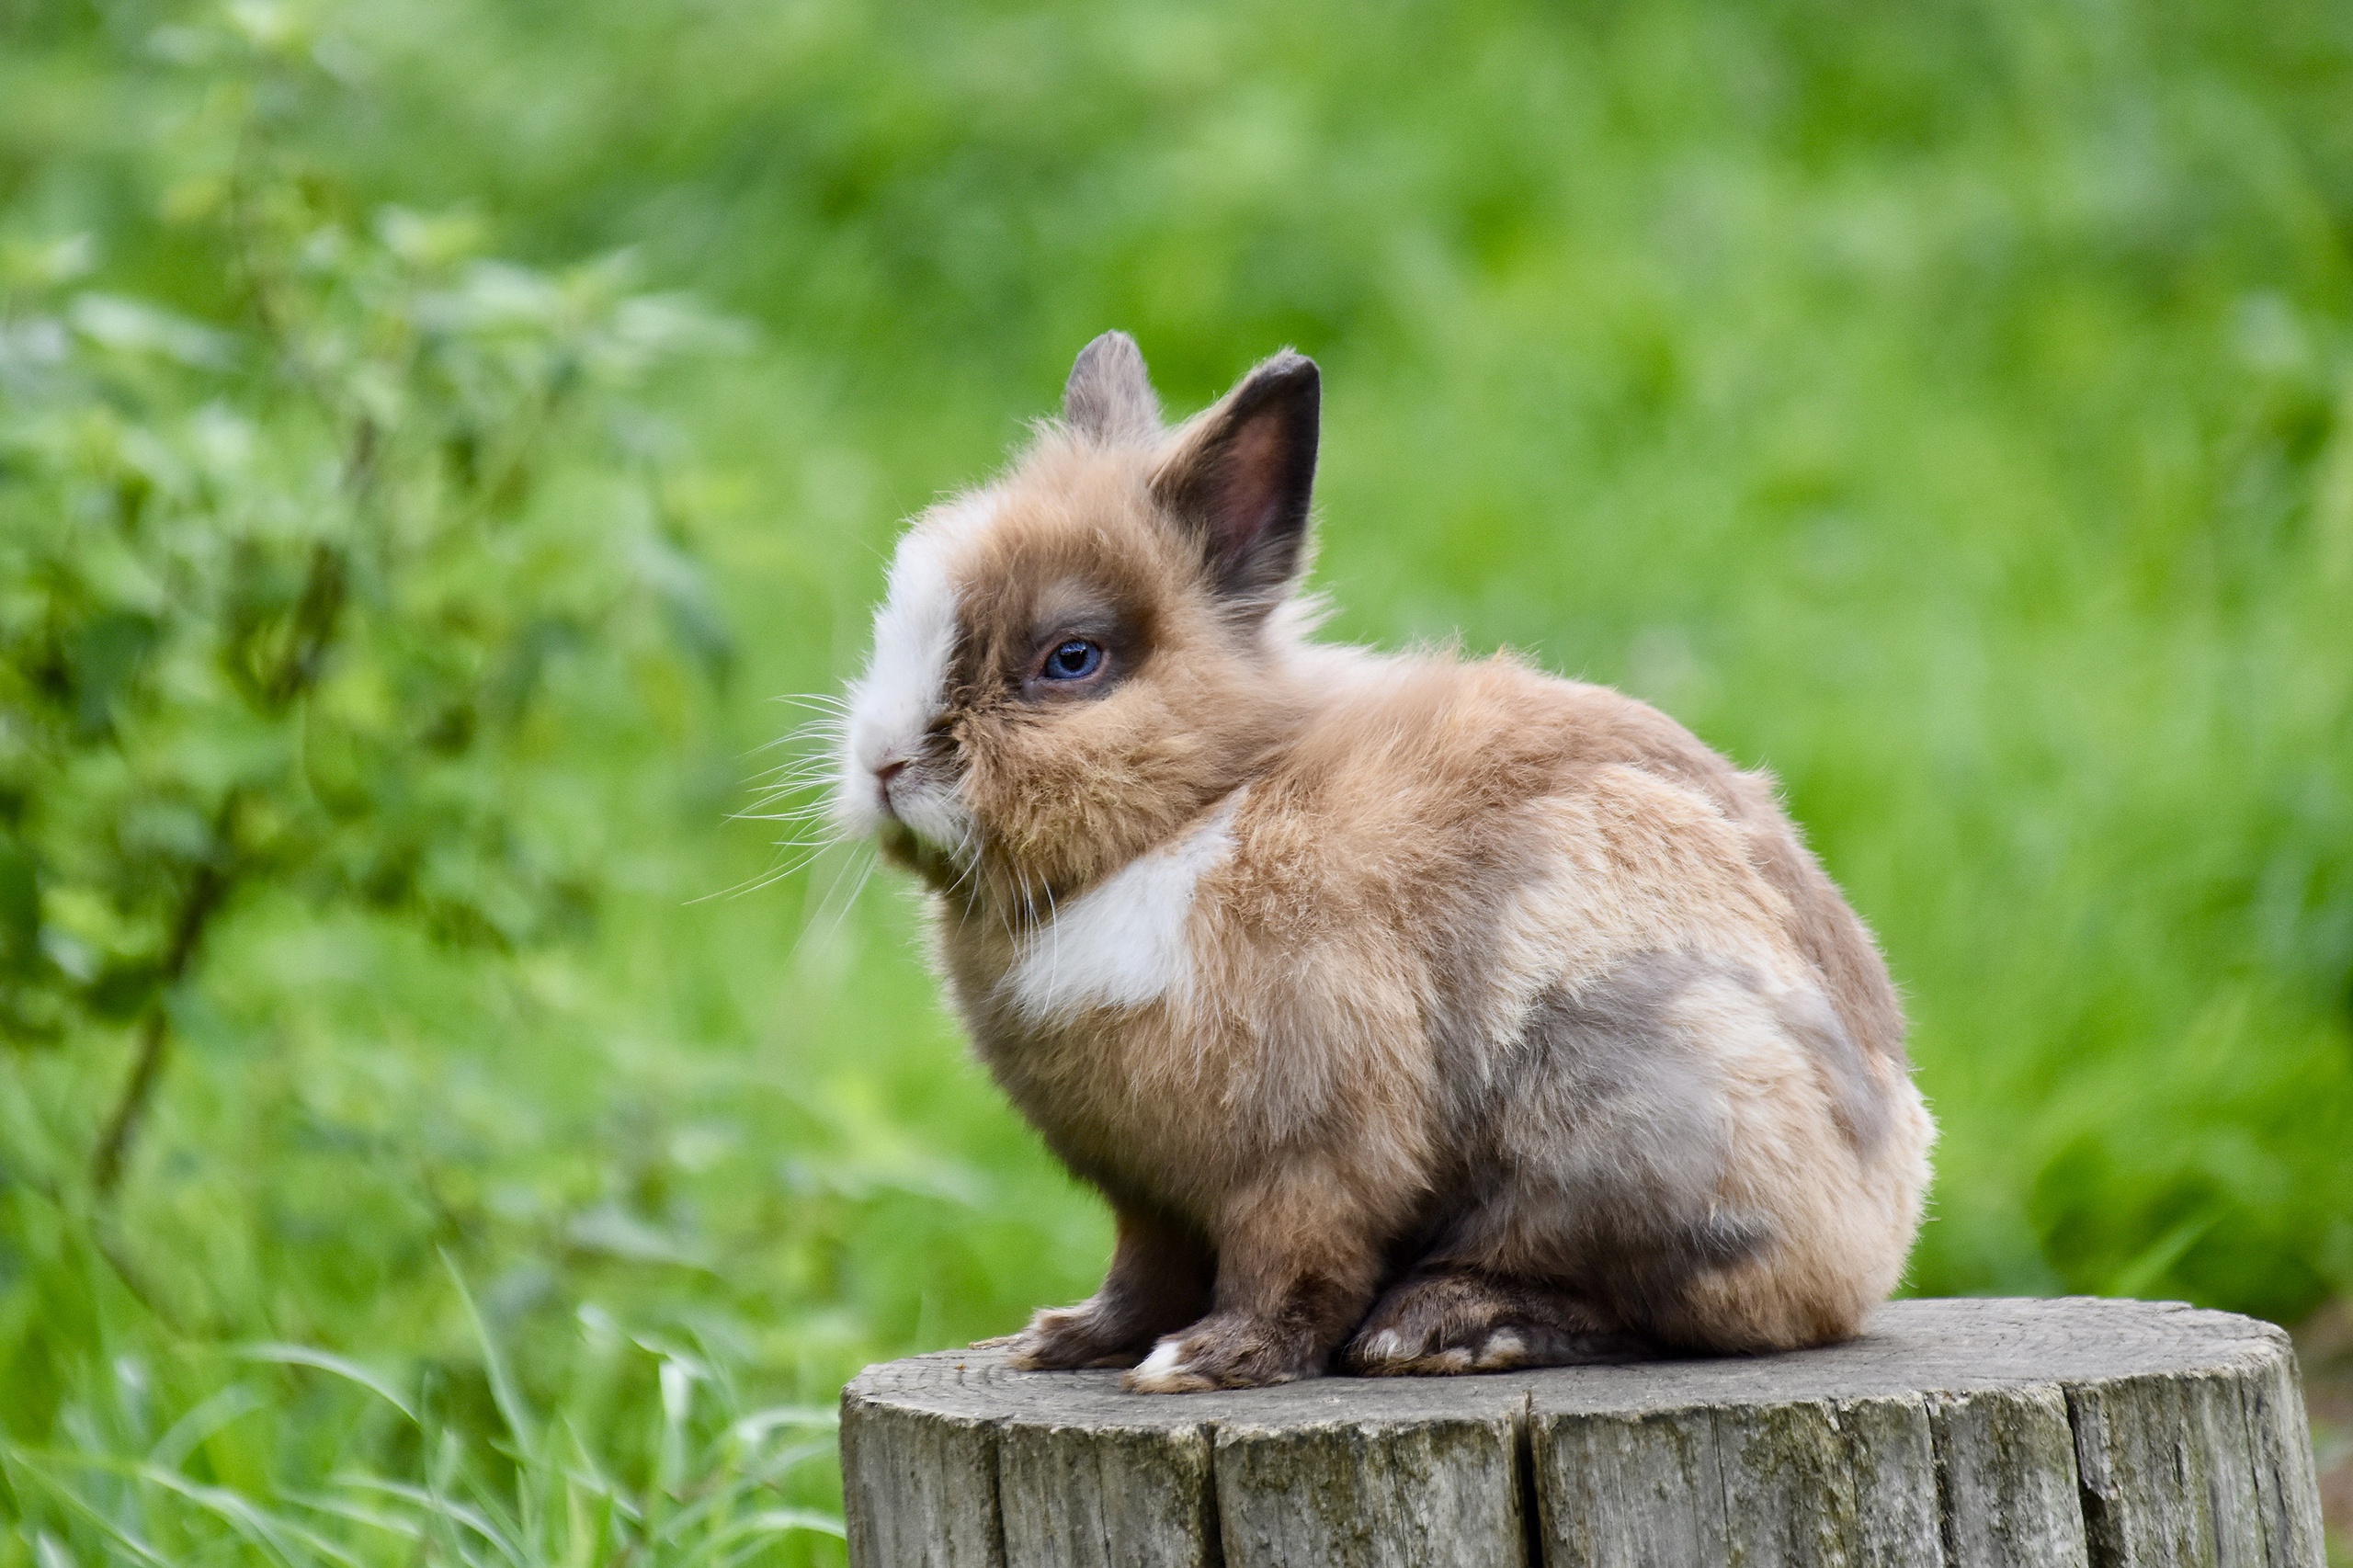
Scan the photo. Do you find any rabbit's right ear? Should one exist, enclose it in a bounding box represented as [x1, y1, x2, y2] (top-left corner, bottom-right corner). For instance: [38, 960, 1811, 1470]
[1063, 331, 1162, 442]
[1153, 350, 1319, 617]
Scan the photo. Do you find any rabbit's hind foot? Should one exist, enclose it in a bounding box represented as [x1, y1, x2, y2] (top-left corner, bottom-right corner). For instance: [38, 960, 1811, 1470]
[1341, 1268, 1647, 1375]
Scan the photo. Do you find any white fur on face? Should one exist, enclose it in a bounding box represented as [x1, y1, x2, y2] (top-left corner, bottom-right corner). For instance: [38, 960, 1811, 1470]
[835, 498, 994, 849]
[1002, 792, 1244, 1024]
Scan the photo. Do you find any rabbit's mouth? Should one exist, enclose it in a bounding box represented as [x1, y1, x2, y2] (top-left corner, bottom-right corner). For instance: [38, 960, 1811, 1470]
[875, 815, 973, 893]
[880, 765, 957, 835]
[868, 766, 976, 878]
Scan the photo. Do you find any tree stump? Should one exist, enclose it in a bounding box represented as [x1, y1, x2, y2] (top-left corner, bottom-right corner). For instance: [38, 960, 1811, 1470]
[840, 1297, 2325, 1568]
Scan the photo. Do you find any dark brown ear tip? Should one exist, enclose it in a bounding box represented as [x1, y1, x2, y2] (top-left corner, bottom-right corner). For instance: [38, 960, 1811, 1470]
[1232, 350, 1320, 416]
[1259, 348, 1318, 382]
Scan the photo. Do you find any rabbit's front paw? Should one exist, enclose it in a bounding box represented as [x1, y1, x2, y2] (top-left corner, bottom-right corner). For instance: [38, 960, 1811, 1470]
[1006, 1302, 1150, 1370]
[1122, 1312, 1318, 1392]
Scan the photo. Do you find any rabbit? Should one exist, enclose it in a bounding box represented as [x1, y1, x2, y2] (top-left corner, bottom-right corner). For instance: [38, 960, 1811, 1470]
[827, 332, 1934, 1392]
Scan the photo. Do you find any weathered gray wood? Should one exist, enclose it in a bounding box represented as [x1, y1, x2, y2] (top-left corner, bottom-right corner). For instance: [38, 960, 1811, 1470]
[2239, 1342, 2329, 1568]
[1843, 1394, 1947, 1566]
[995, 1420, 1215, 1568]
[841, 1396, 1004, 1568]
[1214, 1408, 1526, 1567]
[2072, 1371, 2244, 1568]
[2067, 1337, 2328, 1568]
[839, 1299, 2327, 1568]
[1929, 1384, 2090, 1567]
[1532, 1393, 1944, 1566]
[1534, 1403, 1724, 1566]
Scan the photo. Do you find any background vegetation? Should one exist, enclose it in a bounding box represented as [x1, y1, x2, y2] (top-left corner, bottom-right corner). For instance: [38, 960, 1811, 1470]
[4, 0, 2350, 1562]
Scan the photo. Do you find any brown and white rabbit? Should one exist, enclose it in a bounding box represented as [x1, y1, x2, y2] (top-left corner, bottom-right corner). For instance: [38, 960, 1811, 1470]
[829, 333, 1933, 1392]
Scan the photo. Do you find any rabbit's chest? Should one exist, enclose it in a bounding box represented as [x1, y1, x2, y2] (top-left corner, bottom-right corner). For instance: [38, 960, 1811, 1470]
[983, 1005, 1251, 1181]
[993, 796, 1245, 1026]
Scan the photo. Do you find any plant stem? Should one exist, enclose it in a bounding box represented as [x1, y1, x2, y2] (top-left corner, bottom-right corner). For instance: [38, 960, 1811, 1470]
[90, 846, 233, 1197]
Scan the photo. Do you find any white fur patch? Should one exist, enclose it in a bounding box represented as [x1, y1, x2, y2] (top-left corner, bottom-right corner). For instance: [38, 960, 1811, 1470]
[1135, 1338, 1185, 1377]
[835, 497, 995, 843]
[1472, 1328, 1527, 1369]
[1002, 793, 1243, 1024]
[1128, 1338, 1188, 1388]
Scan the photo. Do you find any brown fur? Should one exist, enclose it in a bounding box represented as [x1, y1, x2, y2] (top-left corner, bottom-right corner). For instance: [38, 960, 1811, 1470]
[832, 334, 1935, 1391]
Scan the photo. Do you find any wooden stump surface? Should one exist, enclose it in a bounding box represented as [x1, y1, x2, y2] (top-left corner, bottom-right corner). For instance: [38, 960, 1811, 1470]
[839, 1297, 2326, 1568]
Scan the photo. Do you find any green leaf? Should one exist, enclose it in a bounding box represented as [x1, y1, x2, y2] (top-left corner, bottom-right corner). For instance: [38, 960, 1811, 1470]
[232, 1345, 420, 1426]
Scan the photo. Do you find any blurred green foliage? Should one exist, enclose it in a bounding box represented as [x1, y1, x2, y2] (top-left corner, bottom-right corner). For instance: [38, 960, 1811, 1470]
[0, 102, 732, 1110]
[2, 0, 2351, 1562]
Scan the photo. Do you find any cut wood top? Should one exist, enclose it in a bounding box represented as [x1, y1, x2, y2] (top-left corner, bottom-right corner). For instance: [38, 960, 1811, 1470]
[844, 1295, 2292, 1434]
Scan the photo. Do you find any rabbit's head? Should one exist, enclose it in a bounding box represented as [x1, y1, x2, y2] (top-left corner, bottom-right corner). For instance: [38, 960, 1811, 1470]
[835, 334, 1320, 909]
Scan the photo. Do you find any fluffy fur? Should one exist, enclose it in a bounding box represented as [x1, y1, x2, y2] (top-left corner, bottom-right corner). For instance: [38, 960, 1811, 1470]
[828, 333, 1935, 1392]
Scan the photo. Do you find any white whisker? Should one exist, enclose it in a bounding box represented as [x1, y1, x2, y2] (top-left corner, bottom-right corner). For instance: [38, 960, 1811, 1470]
[795, 840, 877, 956]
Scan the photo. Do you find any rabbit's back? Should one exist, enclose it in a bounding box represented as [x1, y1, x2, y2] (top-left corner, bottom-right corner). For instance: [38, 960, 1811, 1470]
[1182, 652, 1930, 1350]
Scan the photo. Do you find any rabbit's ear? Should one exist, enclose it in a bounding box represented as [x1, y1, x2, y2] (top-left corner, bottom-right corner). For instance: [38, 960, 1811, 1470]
[1153, 350, 1319, 613]
[1063, 331, 1163, 441]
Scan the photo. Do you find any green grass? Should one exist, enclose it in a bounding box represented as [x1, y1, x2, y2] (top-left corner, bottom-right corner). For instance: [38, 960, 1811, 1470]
[5, 0, 2353, 1561]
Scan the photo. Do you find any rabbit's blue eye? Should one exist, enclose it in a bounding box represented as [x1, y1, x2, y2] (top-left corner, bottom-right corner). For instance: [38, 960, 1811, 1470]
[1043, 639, 1102, 680]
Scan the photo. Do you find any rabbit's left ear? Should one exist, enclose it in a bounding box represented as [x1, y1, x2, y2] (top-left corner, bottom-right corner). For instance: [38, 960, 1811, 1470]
[1154, 350, 1319, 615]
[1063, 331, 1163, 441]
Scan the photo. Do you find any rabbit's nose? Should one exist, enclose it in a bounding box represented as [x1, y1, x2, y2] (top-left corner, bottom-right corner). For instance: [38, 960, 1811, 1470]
[874, 758, 909, 797]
